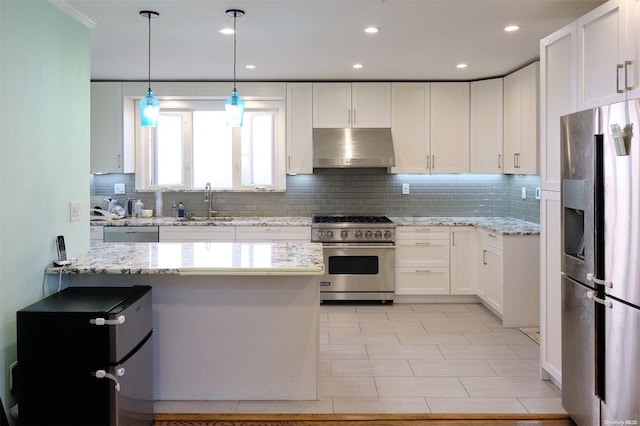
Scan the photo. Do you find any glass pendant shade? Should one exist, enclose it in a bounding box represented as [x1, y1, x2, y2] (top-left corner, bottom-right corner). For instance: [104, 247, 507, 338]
[225, 89, 244, 127]
[140, 89, 160, 127]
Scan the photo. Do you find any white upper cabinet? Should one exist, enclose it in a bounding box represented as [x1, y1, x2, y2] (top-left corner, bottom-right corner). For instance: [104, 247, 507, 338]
[286, 83, 313, 174]
[577, 0, 640, 108]
[430, 82, 470, 173]
[503, 62, 539, 175]
[90, 82, 135, 173]
[470, 78, 503, 174]
[312, 83, 391, 128]
[541, 23, 578, 192]
[391, 83, 431, 173]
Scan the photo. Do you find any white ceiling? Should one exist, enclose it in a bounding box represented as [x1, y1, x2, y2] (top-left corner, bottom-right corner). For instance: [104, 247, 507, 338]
[62, 0, 605, 82]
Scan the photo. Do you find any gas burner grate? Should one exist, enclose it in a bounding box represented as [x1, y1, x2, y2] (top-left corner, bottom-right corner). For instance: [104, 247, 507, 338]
[313, 215, 392, 224]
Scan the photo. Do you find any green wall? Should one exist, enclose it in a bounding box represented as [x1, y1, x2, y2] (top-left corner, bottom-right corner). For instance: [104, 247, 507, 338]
[0, 0, 90, 411]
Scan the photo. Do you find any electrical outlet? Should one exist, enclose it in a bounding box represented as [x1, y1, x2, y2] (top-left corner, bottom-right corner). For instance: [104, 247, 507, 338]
[402, 183, 410, 194]
[70, 201, 81, 222]
[521, 187, 526, 199]
[114, 183, 126, 194]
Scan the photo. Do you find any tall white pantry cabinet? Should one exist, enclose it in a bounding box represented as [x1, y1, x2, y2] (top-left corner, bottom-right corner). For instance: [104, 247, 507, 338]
[539, 0, 640, 388]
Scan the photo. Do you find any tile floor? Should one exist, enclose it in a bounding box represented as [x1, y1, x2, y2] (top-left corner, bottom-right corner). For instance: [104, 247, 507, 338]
[155, 302, 565, 415]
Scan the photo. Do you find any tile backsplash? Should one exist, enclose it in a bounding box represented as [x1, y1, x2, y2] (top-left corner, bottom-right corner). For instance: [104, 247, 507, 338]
[91, 169, 541, 223]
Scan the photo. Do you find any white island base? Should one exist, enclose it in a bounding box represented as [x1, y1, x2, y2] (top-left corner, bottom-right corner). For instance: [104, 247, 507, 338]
[62, 273, 320, 401]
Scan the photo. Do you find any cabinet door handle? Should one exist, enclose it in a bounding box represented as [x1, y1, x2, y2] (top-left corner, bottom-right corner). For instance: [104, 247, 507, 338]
[452, 232, 455, 247]
[514, 153, 520, 168]
[483, 249, 487, 265]
[416, 269, 432, 273]
[117, 154, 122, 169]
[498, 154, 501, 169]
[353, 109, 356, 124]
[348, 109, 351, 125]
[625, 60, 633, 91]
[415, 242, 432, 246]
[432, 155, 435, 170]
[617, 63, 625, 93]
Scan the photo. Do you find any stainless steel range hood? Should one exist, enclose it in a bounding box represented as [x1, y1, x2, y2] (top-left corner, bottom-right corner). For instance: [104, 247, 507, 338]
[313, 128, 395, 168]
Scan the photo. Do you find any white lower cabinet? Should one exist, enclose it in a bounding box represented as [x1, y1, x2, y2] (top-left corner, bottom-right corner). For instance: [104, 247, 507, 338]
[396, 226, 450, 295]
[476, 228, 540, 327]
[450, 227, 477, 295]
[90, 226, 104, 241]
[159, 226, 236, 242]
[234, 226, 311, 242]
[478, 232, 504, 314]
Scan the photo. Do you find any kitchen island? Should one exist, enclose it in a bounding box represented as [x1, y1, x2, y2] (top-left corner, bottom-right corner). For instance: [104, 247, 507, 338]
[46, 242, 324, 401]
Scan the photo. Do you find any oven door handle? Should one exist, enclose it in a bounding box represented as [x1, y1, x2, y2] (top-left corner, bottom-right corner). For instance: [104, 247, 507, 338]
[322, 245, 395, 250]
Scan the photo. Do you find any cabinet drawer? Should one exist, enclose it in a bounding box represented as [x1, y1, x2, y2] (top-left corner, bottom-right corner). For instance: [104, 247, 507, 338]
[159, 226, 236, 242]
[395, 267, 450, 295]
[396, 240, 449, 267]
[397, 226, 449, 240]
[483, 230, 503, 250]
[235, 226, 311, 242]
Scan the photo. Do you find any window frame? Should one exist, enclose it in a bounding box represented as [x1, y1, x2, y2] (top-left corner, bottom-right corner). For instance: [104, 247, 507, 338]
[135, 99, 287, 192]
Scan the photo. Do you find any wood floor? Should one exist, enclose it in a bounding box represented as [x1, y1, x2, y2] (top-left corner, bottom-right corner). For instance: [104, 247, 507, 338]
[153, 413, 575, 426]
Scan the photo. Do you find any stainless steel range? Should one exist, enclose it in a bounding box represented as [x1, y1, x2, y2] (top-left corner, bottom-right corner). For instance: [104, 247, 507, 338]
[312, 215, 396, 303]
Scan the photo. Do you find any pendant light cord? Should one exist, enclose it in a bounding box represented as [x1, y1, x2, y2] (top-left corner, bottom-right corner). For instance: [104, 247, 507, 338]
[147, 13, 152, 92]
[233, 13, 237, 91]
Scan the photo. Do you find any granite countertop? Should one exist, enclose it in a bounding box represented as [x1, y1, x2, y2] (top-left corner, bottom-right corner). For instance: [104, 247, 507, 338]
[90, 215, 539, 235]
[90, 216, 312, 227]
[389, 216, 540, 236]
[48, 242, 325, 276]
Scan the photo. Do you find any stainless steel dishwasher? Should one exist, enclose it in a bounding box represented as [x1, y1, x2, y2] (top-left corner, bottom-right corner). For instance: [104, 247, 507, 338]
[103, 226, 159, 242]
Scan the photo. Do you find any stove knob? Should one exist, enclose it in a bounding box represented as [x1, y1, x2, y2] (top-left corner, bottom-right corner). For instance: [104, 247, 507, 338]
[354, 230, 363, 238]
[365, 230, 373, 238]
[384, 230, 393, 239]
[325, 230, 334, 238]
[340, 230, 349, 239]
[316, 231, 324, 239]
[374, 230, 383, 239]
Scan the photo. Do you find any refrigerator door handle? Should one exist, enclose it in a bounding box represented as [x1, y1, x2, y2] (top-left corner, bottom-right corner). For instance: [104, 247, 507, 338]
[587, 291, 613, 308]
[90, 315, 126, 326]
[586, 272, 613, 288]
[93, 368, 124, 391]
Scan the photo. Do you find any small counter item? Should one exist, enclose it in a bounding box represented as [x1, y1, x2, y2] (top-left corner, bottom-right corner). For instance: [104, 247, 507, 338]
[178, 203, 185, 218]
[134, 199, 144, 217]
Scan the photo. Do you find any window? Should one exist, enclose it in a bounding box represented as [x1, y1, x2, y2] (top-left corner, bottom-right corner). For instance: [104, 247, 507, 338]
[136, 99, 286, 191]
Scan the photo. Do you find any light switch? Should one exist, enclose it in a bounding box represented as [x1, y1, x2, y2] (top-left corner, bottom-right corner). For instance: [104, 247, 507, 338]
[402, 183, 410, 194]
[521, 187, 526, 199]
[70, 201, 81, 222]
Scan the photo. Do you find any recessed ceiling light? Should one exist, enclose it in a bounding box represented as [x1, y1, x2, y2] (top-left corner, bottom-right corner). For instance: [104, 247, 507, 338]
[364, 27, 379, 34]
[219, 28, 235, 35]
[504, 25, 520, 32]
[353, 63, 364, 69]
[456, 63, 468, 69]
[245, 64, 256, 69]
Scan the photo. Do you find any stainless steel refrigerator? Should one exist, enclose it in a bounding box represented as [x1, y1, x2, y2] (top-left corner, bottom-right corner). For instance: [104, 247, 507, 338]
[561, 100, 640, 426]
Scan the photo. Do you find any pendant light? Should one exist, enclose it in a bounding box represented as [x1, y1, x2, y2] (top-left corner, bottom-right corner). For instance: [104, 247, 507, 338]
[139, 10, 160, 127]
[225, 9, 245, 127]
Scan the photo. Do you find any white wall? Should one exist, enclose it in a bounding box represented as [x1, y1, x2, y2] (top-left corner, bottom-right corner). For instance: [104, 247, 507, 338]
[0, 0, 90, 408]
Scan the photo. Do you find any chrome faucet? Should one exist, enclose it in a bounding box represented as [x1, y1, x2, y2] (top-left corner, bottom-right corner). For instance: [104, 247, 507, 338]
[204, 182, 214, 218]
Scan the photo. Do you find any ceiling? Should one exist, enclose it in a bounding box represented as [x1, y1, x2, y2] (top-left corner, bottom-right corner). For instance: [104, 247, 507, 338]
[62, 0, 605, 82]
